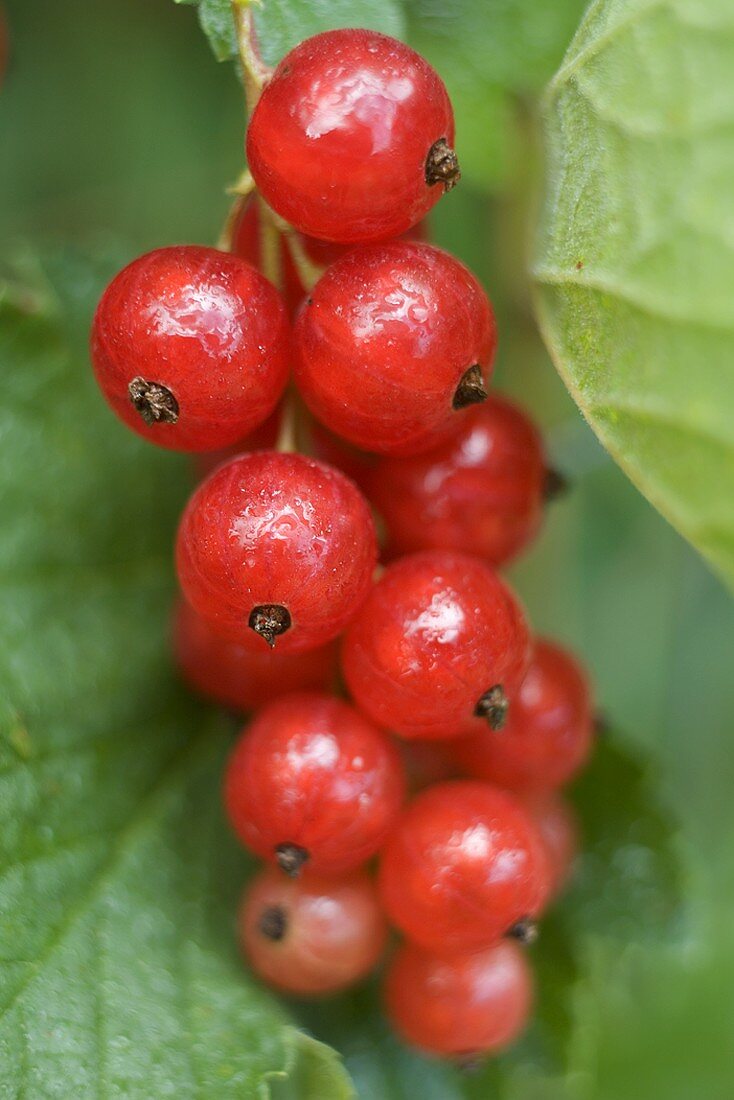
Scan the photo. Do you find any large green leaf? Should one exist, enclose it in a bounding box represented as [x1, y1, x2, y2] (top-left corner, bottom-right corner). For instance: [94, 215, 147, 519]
[405, 0, 588, 187]
[0, 251, 354, 1099]
[534, 0, 734, 587]
[175, 0, 405, 65]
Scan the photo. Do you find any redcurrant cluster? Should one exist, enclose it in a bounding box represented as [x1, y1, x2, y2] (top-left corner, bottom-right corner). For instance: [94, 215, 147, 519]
[90, 28, 594, 1064]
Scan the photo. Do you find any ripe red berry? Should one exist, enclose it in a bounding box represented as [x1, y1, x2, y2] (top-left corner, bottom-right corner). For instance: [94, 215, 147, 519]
[176, 452, 377, 653]
[527, 794, 578, 900]
[246, 29, 458, 243]
[384, 940, 532, 1058]
[342, 551, 531, 739]
[90, 246, 290, 452]
[192, 403, 283, 481]
[294, 243, 496, 456]
[240, 866, 387, 996]
[367, 396, 547, 565]
[173, 599, 337, 712]
[378, 781, 551, 952]
[454, 639, 594, 793]
[232, 197, 307, 316]
[224, 692, 405, 875]
[305, 418, 377, 494]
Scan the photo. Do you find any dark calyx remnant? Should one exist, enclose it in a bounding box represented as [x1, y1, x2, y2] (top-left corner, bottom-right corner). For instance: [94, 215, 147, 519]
[452, 365, 488, 410]
[275, 842, 309, 877]
[128, 376, 179, 426]
[258, 904, 288, 942]
[425, 137, 461, 192]
[507, 918, 538, 946]
[474, 684, 509, 731]
[248, 604, 292, 648]
[543, 466, 570, 502]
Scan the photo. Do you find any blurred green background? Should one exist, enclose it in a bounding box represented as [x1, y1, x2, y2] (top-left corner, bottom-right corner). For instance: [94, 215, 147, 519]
[2, 1, 734, 1096]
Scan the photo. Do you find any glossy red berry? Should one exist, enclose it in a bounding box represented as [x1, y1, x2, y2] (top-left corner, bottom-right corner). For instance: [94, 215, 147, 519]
[384, 939, 532, 1058]
[299, 216, 428, 268]
[378, 781, 551, 952]
[240, 866, 387, 996]
[176, 452, 377, 653]
[246, 29, 458, 243]
[294, 242, 496, 456]
[173, 600, 337, 712]
[90, 246, 290, 451]
[232, 197, 307, 316]
[527, 794, 578, 900]
[193, 403, 283, 480]
[342, 551, 531, 739]
[367, 396, 547, 565]
[305, 418, 377, 494]
[454, 639, 594, 793]
[224, 692, 405, 875]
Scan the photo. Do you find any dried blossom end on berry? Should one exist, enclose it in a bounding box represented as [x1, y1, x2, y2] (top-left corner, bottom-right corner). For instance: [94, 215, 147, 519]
[128, 376, 179, 426]
[275, 842, 310, 877]
[425, 137, 461, 192]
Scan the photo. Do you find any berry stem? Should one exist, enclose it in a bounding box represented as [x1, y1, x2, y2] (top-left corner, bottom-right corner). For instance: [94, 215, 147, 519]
[231, 0, 272, 115]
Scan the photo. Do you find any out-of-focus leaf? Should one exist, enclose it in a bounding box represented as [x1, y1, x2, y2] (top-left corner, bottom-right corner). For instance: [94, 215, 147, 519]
[0, 250, 354, 1099]
[176, 0, 405, 64]
[535, 0, 734, 587]
[405, 0, 588, 187]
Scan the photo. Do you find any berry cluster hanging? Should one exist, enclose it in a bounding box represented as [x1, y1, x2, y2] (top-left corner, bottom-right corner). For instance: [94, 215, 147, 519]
[89, 24, 595, 1065]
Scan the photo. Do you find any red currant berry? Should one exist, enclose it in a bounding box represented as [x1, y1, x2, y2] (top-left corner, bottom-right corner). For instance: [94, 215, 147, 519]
[454, 639, 594, 793]
[246, 30, 458, 244]
[305, 417, 377, 494]
[299, 216, 428, 268]
[367, 396, 547, 565]
[240, 866, 387, 996]
[399, 739, 460, 794]
[224, 692, 405, 875]
[193, 403, 283, 481]
[176, 452, 377, 653]
[90, 246, 290, 452]
[342, 551, 531, 739]
[378, 781, 551, 952]
[294, 242, 496, 456]
[232, 197, 307, 316]
[173, 599, 337, 712]
[384, 940, 532, 1059]
[527, 794, 578, 900]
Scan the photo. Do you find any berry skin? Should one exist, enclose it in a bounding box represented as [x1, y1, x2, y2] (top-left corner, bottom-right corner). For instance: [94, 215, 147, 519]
[224, 692, 405, 875]
[342, 551, 531, 740]
[173, 600, 337, 712]
[193, 403, 283, 481]
[384, 940, 532, 1059]
[232, 197, 307, 316]
[294, 242, 496, 456]
[90, 246, 290, 452]
[240, 866, 387, 996]
[246, 29, 457, 243]
[176, 452, 377, 653]
[367, 396, 547, 565]
[527, 794, 578, 900]
[453, 639, 594, 793]
[378, 781, 551, 952]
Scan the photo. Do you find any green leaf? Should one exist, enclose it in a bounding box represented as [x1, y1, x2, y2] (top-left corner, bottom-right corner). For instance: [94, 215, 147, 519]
[534, 0, 734, 587]
[405, 0, 588, 188]
[176, 0, 406, 65]
[0, 250, 354, 1099]
[252, 0, 406, 68]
